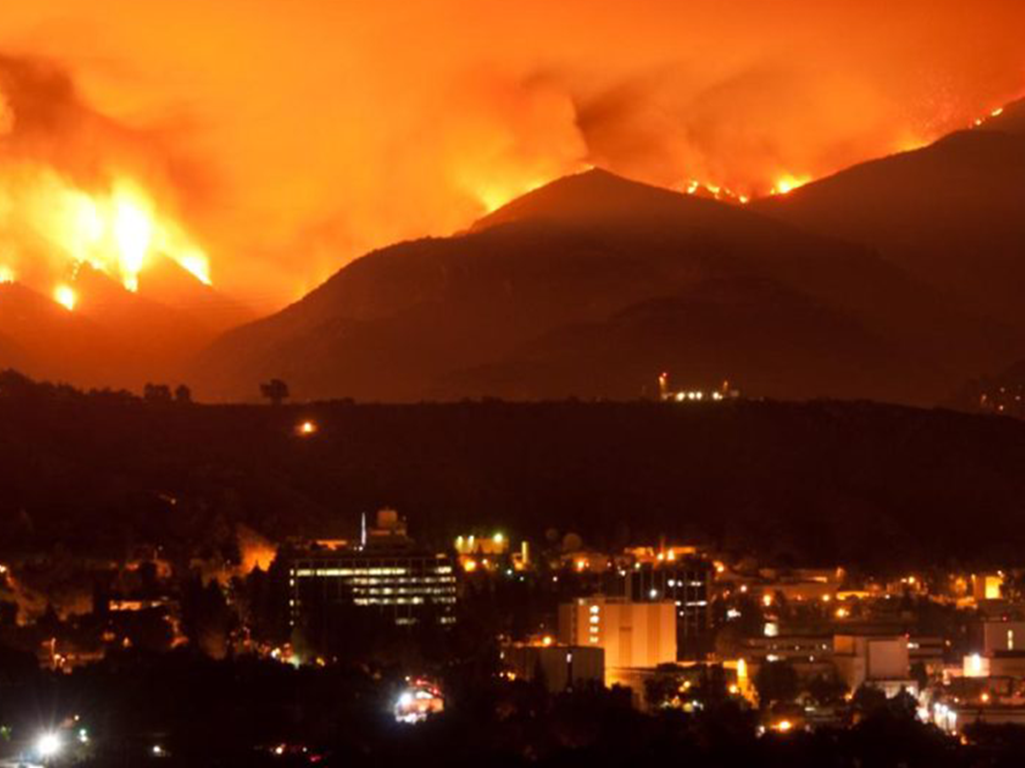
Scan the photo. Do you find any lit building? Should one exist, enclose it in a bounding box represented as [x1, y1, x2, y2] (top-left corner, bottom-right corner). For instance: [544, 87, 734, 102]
[622, 556, 713, 658]
[454, 532, 508, 557]
[287, 509, 457, 628]
[501, 642, 605, 693]
[907, 635, 945, 673]
[741, 633, 835, 666]
[454, 532, 530, 572]
[974, 620, 1025, 655]
[739, 632, 836, 689]
[973, 573, 1005, 602]
[833, 633, 914, 697]
[961, 621, 1025, 680]
[658, 372, 740, 403]
[558, 596, 676, 679]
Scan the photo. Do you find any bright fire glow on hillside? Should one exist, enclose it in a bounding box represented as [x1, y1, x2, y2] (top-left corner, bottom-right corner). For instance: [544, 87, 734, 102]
[771, 175, 813, 196]
[54, 283, 77, 311]
[474, 176, 556, 214]
[0, 162, 213, 309]
[1, 4, 1022, 306]
[14, 170, 212, 299]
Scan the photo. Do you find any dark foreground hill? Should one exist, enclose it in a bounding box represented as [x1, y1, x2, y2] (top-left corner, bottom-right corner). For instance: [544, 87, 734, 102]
[3, 371, 1025, 570]
[193, 169, 1011, 406]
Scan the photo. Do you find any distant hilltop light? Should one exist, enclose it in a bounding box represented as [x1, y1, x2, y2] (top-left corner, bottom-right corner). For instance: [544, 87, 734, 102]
[658, 373, 740, 403]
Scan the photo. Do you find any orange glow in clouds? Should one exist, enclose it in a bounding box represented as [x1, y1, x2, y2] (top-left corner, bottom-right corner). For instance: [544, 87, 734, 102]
[0, 1, 1023, 306]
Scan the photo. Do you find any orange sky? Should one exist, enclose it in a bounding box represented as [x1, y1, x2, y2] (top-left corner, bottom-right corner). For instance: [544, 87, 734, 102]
[1, 0, 1023, 310]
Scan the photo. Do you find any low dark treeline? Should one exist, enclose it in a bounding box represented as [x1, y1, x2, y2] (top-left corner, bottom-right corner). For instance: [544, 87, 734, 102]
[3, 370, 1025, 570]
[0, 647, 1018, 768]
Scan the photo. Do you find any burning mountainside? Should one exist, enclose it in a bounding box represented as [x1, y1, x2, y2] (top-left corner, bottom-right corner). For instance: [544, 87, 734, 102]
[0, 56, 212, 312]
[0, 167, 211, 307]
[0, 55, 255, 387]
[4, 1, 1024, 306]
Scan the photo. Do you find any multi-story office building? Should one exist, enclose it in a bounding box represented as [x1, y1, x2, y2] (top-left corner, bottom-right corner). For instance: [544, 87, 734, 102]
[559, 596, 676, 704]
[621, 556, 713, 658]
[286, 509, 457, 628]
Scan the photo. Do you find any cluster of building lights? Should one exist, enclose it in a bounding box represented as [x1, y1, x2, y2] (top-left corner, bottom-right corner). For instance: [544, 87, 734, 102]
[657, 374, 739, 404]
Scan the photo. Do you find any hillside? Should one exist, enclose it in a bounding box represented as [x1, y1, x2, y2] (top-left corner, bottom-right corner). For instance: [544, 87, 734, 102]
[0, 281, 122, 384]
[4, 374, 1025, 570]
[980, 96, 1025, 136]
[0, 263, 249, 389]
[193, 169, 1001, 404]
[137, 255, 256, 335]
[754, 122, 1025, 334]
[442, 277, 922, 402]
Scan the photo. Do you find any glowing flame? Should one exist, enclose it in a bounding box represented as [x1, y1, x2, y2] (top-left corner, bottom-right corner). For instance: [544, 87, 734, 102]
[969, 105, 1009, 130]
[680, 179, 750, 205]
[0, 265, 14, 284]
[111, 186, 154, 290]
[4, 167, 212, 296]
[771, 174, 811, 196]
[476, 177, 548, 213]
[54, 284, 77, 311]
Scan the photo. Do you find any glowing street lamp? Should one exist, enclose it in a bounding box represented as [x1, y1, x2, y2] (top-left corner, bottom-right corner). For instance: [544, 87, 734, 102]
[36, 731, 63, 760]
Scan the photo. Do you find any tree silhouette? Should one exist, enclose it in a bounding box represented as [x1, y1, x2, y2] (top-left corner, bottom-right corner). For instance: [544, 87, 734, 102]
[260, 379, 290, 406]
[175, 384, 193, 404]
[143, 383, 173, 403]
[753, 660, 798, 707]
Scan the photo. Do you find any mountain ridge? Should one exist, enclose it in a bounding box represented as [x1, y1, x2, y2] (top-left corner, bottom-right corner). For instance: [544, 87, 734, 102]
[191, 168, 1005, 404]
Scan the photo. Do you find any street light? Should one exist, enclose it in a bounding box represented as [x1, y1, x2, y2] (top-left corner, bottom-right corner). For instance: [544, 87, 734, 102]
[36, 731, 63, 759]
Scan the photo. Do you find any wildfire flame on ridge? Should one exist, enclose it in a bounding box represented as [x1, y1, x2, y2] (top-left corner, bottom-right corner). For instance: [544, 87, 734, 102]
[0, 164, 211, 310]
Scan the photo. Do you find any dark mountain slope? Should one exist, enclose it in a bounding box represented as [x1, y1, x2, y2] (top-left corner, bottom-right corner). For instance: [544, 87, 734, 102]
[0, 266, 227, 389]
[442, 276, 931, 402]
[194, 170, 994, 404]
[754, 127, 1025, 333]
[0, 281, 120, 384]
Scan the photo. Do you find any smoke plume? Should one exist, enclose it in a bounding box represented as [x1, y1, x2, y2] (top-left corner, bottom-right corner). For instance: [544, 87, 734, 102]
[0, 0, 1023, 307]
